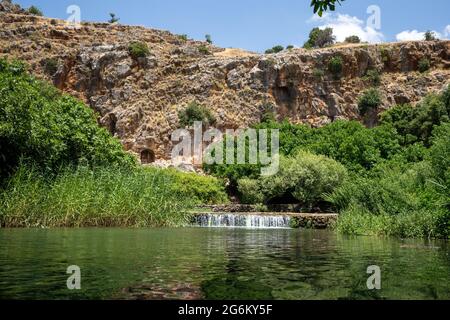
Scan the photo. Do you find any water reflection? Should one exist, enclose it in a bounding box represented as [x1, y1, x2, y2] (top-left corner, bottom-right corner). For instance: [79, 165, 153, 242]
[0, 228, 448, 300]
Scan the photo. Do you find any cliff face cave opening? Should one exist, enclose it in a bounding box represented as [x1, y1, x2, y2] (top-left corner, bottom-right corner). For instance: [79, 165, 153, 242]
[140, 149, 155, 164]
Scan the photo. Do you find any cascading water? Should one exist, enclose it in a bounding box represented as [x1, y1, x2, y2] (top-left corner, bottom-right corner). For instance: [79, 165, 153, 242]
[192, 214, 291, 229]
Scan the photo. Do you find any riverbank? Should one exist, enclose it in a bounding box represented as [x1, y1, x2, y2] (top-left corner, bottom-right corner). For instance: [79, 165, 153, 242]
[0, 166, 227, 228]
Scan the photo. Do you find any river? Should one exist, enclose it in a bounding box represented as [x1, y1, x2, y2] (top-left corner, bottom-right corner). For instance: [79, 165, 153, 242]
[0, 228, 449, 300]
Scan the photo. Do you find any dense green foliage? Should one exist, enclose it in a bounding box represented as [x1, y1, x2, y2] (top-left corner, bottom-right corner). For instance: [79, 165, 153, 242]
[0, 59, 135, 181]
[358, 88, 382, 116]
[178, 101, 216, 127]
[380, 91, 450, 146]
[238, 152, 347, 208]
[128, 41, 150, 59]
[206, 85, 450, 238]
[304, 27, 335, 49]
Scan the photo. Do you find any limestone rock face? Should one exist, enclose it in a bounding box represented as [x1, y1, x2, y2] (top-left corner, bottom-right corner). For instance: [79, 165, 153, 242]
[1, 3, 449, 161]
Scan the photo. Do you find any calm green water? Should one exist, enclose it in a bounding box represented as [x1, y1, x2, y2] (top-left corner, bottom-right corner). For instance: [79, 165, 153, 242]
[0, 228, 449, 300]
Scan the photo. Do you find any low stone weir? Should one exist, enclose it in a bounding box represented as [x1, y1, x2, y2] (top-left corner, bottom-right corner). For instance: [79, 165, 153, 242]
[191, 212, 338, 229]
[192, 213, 291, 229]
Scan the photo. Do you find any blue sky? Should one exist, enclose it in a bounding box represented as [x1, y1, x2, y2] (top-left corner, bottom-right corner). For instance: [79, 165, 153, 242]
[15, 0, 450, 52]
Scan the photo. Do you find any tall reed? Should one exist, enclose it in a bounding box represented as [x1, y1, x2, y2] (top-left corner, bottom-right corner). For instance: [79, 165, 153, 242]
[0, 166, 198, 228]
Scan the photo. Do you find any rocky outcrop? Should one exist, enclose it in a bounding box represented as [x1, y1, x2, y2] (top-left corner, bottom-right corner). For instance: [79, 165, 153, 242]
[1, 3, 449, 161]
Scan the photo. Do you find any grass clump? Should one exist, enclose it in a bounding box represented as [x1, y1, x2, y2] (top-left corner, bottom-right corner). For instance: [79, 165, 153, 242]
[358, 88, 382, 116]
[128, 41, 150, 59]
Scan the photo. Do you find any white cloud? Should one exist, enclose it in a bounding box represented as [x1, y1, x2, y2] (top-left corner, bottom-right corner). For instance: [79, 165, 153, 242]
[307, 13, 384, 43]
[445, 25, 450, 38]
[395, 28, 449, 41]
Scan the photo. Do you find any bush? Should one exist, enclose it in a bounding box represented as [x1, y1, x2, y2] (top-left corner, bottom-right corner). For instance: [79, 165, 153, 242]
[28, 5, 43, 16]
[205, 34, 212, 44]
[328, 56, 343, 78]
[0, 58, 135, 181]
[178, 34, 188, 41]
[178, 101, 216, 127]
[166, 169, 229, 205]
[286, 45, 294, 50]
[303, 27, 335, 48]
[424, 31, 437, 41]
[418, 58, 431, 73]
[128, 41, 150, 59]
[198, 45, 210, 55]
[265, 45, 284, 54]
[364, 69, 381, 86]
[41, 58, 59, 75]
[358, 88, 382, 116]
[238, 152, 348, 207]
[345, 35, 361, 43]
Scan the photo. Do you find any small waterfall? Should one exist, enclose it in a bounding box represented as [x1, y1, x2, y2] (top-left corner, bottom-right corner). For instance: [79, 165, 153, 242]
[192, 214, 291, 229]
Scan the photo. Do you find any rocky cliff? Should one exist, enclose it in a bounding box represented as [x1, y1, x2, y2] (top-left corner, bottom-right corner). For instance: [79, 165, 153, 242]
[1, 1, 449, 162]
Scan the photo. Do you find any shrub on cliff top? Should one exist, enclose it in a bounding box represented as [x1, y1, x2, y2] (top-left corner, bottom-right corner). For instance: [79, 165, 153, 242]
[345, 35, 361, 43]
[28, 5, 43, 16]
[304, 27, 335, 49]
[265, 45, 284, 54]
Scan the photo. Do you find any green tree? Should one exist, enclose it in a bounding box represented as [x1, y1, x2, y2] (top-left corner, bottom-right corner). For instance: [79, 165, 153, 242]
[424, 30, 437, 41]
[28, 5, 43, 16]
[345, 35, 361, 43]
[304, 27, 335, 48]
[0, 59, 135, 180]
[108, 13, 119, 23]
[205, 34, 213, 44]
